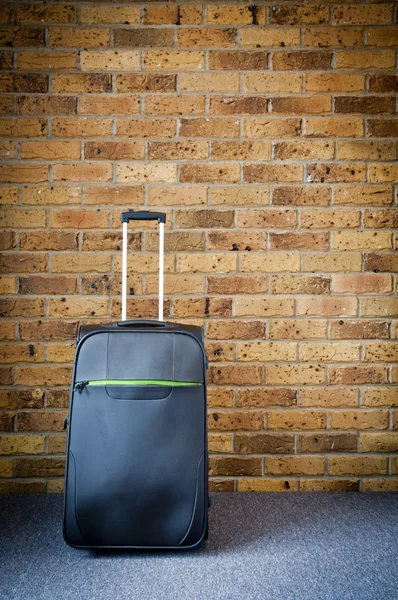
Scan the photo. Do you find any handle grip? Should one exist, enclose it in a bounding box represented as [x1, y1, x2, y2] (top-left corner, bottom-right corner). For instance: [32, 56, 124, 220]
[117, 320, 166, 328]
[121, 210, 166, 224]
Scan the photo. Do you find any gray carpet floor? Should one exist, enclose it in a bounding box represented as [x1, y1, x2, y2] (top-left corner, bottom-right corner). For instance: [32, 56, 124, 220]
[0, 493, 397, 600]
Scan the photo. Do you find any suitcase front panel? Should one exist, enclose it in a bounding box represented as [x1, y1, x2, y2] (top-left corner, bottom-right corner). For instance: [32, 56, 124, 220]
[75, 330, 205, 384]
[64, 382, 206, 548]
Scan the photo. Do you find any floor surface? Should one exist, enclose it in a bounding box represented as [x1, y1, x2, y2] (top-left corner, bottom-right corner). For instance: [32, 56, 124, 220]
[0, 493, 397, 600]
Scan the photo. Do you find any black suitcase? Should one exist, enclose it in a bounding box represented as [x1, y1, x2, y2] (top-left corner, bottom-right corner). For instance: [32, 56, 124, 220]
[63, 210, 208, 549]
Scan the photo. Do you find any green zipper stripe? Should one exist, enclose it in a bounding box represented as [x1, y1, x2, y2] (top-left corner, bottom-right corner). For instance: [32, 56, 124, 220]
[82, 380, 201, 387]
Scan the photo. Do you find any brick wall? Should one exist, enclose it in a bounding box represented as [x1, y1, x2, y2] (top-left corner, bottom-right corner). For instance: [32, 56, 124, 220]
[0, 1, 397, 493]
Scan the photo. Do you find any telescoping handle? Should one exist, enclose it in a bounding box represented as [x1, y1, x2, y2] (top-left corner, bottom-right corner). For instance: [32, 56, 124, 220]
[121, 210, 166, 323]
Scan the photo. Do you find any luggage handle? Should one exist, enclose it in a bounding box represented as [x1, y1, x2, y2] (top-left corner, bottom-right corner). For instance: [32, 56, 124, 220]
[121, 210, 166, 323]
[122, 211, 166, 224]
[116, 320, 166, 328]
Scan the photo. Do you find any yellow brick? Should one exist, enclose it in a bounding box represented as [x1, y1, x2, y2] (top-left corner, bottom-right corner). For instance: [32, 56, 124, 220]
[238, 478, 296, 492]
[244, 164, 303, 184]
[337, 141, 396, 162]
[329, 456, 388, 476]
[331, 410, 389, 430]
[300, 479, 359, 492]
[243, 73, 302, 93]
[244, 118, 301, 138]
[0, 141, 16, 160]
[266, 456, 324, 475]
[178, 253, 237, 274]
[305, 118, 363, 138]
[0, 322, 16, 339]
[366, 28, 398, 48]
[147, 274, 204, 295]
[146, 95, 205, 117]
[210, 186, 270, 206]
[360, 432, 398, 453]
[241, 28, 300, 48]
[334, 5, 393, 26]
[336, 51, 396, 70]
[208, 388, 234, 409]
[269, 320, 328, 341]
[52, 73, 111, 94]
[364, 342, 398, 362]
[361, 478, 398, 492]
[116, 118, 176, 139]
[52, 118, 112, 138]
[144, 5, 202, 25]
[333, 231, 392, 251]
[47, 343, 75, 363]
[0, 187, 18, 205]
[18, 51, 78, 71]
[20, 141, 81, 161]
[0, 459, 12, 477]
[0, 343, 45, 364]
[148, 186, 207, 207]
[145, 51, 205, 71]
[81, 96, 140, 116]
[208, 433, 233, 453]
[306, 73, 365, 93]
[0, 165, 48, 184]
[267, 365, 325, 385]
[81, 51, 140, 72]
[237, 342, 297, 362]
[48, 298, 108, 318]
[363, 388, 398, 407]
[178, 28, 236, 49]
[208, 408, 264, 430]
[114, 254, 174, 274]
[297, 297, 357, 317]
[48, 480, 64, 494]
[274, 140, 333, 160]
[268, 410, 326, 430]
[0, 435, 45, 455]
[300, 388, 359, 408]
[334, 186, 393, 206]
[116, 163, 177, 184]
[0, 276, 17, 295]
[0, 209, 46, 229]
[369, 164, 398, 184]
[53, 162, 112, 183]
[52, 253, 112, 274]
[206, 5, 266, 25]
[49, 209, 109, 229]
[304, 27, 363, 47]
[235, 298, 295, 317]
[181, 163, 240, 183]
[180, 73, 239, 92]
[212, 141, 271, 161]
[49, 27, 110, 48]
[18, 3, 76, 24]
[80, 5, 140, 25]
[300, 342, 360, 362]
[361, 298, 398, 317]
[22, 186, 81, 206]
[241, 253, 300, 273]
[302, 253, 362, 273]
[48, 434, 66, 454]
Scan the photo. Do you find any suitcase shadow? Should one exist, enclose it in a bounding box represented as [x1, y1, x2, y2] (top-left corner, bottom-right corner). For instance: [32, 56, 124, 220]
[88, 492, 314, 557]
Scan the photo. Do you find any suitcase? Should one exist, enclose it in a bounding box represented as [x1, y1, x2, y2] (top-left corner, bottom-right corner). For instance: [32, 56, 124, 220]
[63, 210, 208, 549]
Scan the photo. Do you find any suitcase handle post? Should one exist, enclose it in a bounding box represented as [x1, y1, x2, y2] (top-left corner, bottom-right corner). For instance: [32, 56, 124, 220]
[121, 210, 166, 323]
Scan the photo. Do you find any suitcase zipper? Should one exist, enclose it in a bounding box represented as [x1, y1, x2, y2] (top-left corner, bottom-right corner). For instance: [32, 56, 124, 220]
[74, 381, 89, 392]
[74, 380, 201, 392]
